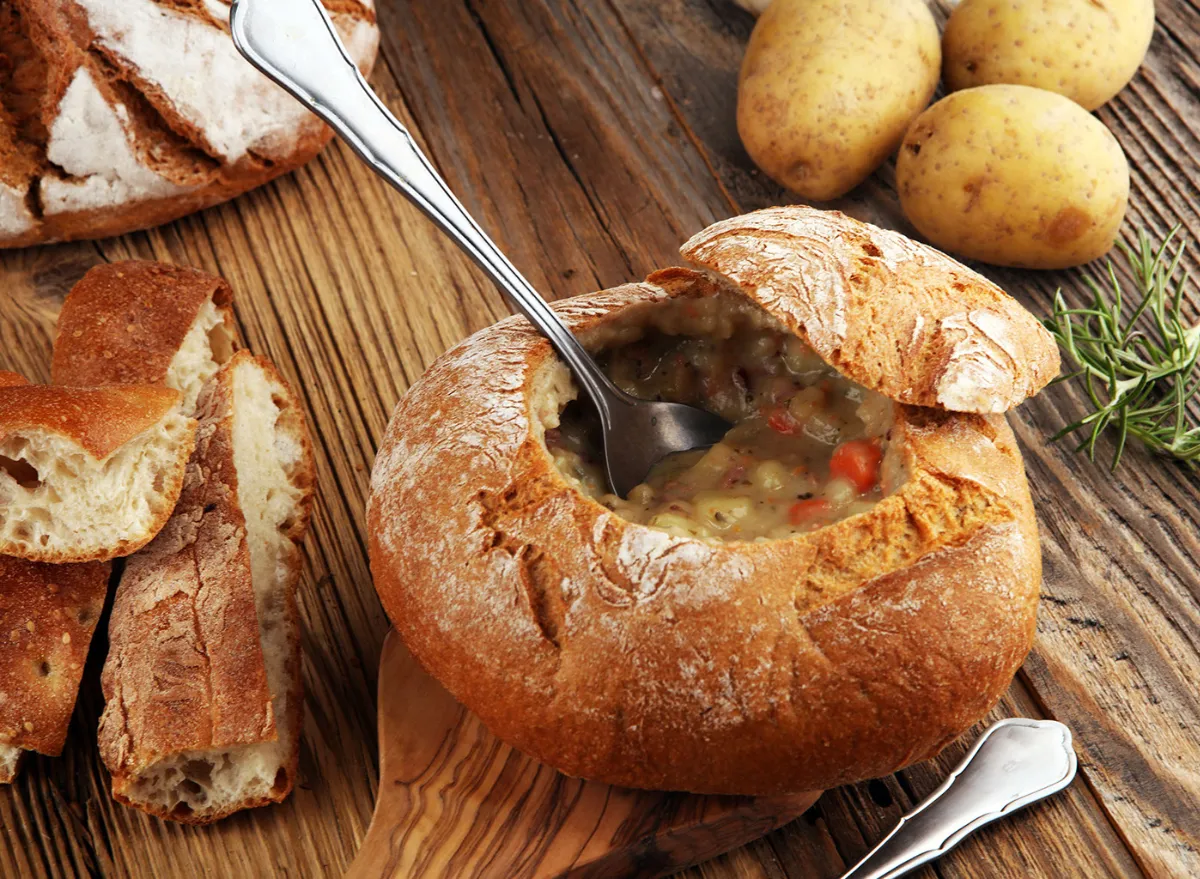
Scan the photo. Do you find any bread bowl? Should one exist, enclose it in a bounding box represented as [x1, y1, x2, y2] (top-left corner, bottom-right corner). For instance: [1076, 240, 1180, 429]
[98, 350, 315, 823]
[369, 207, 1059, 795]
[0, 0, 378, 247]
[0, 382, 195, 563]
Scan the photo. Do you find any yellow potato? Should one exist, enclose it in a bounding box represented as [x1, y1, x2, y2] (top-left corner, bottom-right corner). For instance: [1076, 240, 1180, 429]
[737, 0, 940, 200]
[943, 0, 1155, 111]
[896, 85, 1129, 269]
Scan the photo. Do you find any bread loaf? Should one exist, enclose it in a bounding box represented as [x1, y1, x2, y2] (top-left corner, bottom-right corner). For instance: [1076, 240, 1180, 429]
[99, 351, 314, 823]
[53, 260, 237, 410]
[369, 208, 1053, 796]
[0, 0, 378, 247]
[0, 383, 195, 563]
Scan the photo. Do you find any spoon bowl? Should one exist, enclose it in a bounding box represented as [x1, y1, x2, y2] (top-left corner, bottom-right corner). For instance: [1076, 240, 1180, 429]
[599, 391, 732, 498]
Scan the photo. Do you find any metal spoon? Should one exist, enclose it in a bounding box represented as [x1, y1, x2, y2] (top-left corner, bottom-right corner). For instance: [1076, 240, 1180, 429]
[228, 0, 731, 498]
[840, 718, 1078, 879]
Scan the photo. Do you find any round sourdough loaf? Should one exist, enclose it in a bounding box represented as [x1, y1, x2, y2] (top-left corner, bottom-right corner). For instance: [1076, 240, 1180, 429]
[0, 0, 378, 247]
[368, 207, 1059, 795]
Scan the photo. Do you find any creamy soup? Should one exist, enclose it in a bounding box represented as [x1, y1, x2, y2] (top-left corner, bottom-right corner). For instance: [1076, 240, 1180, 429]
[546, 299, 902, 542]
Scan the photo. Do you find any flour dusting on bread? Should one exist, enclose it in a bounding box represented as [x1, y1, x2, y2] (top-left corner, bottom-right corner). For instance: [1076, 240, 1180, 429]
[75, 0, 378, 163]
[43, 69, 187, 214]
[934, 310, 1022, 413]
[0, 0, 379, 247]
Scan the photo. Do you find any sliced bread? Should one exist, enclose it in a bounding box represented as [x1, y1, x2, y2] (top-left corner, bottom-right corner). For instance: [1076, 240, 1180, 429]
[53, 261, 238, 412]
[0, 555, 110, 783]
[0, 369, 111, 784]
[0, 383, 196, 563]
[99, 351, 314, 823]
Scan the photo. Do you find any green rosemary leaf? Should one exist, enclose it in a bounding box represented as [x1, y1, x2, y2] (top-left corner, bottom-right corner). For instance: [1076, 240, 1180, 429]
[1043, 226, 1200, 471]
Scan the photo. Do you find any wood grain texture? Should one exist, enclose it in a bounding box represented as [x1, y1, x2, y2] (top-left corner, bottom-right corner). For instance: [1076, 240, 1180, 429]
[0, 0, 1197, 876]
[351, 633, 819, 879]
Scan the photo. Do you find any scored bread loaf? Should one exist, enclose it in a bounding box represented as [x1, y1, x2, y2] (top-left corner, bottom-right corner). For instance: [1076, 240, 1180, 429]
[99, 351, 314, 823]
[53, 261, 237, 411]
[0, 0, 378, 247]
[0, 371, 110, 784]
[0, 383, 196, 563]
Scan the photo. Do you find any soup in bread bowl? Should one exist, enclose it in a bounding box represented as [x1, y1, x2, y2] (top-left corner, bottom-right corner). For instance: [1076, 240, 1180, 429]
[368, 207, 1059, 795]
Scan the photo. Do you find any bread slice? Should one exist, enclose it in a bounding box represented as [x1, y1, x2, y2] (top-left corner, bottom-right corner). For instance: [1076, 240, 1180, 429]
[0, 383, 196, 563]
[0, 555, 111, 783]
[99, 351, 314, 823]
[53, 261, 238, 412]
[0, 371, 110, 783]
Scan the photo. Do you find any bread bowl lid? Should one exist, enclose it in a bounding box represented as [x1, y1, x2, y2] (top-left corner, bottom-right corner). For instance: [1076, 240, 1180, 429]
[680, 207, 1060, 414]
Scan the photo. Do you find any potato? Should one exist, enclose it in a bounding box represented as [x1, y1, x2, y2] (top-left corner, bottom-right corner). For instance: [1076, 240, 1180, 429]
[943, 0, 1155, 111]
[896, 85, 1129, 269]
[737, 0, 940, 200]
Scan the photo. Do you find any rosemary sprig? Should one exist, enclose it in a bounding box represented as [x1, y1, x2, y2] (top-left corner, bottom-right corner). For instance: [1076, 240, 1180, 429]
[1043, 227, 1200, 470]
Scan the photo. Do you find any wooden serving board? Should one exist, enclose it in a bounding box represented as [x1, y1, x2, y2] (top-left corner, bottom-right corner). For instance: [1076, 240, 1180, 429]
[349, 632, 820, 879]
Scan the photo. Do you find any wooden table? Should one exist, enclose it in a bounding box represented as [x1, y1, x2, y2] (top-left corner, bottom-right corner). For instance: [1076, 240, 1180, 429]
[1, 1, 1197, 876]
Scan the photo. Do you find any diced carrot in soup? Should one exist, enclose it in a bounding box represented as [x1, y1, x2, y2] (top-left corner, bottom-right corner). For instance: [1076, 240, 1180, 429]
[829, 440, 883, 494]
[788, 499, 830, 524]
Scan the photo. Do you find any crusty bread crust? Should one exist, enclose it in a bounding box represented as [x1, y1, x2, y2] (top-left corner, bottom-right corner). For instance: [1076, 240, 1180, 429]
[368, 270, 1043, 795]
[99, 352, 315, 823]
[53, 261, 236, 388]
[0, 372, 26, 388]
[0, 557, 110, 765]
[681, 207, 1060, 414]
[0, 0, 378, 247]
[0, 383, 182, 460]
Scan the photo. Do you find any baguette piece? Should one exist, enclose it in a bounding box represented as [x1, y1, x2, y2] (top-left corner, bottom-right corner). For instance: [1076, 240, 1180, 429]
[0, 371, 110, 783]
[0, 383, 196, 563]
[0, 555, 110, 783]
[53, 261, 237, 411]
[99, 351, 314, 823]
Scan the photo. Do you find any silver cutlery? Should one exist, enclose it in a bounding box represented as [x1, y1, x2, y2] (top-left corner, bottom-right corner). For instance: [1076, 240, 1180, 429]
[840, 718, 1078, 879]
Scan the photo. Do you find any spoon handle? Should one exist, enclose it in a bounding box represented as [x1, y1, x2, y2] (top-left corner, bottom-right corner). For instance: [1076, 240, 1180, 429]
[229, 0, 622, 414]
[840, 719, 1078, 879]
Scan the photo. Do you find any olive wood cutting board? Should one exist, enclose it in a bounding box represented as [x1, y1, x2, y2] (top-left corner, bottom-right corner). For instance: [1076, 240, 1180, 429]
[349, 631, 820, 878]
